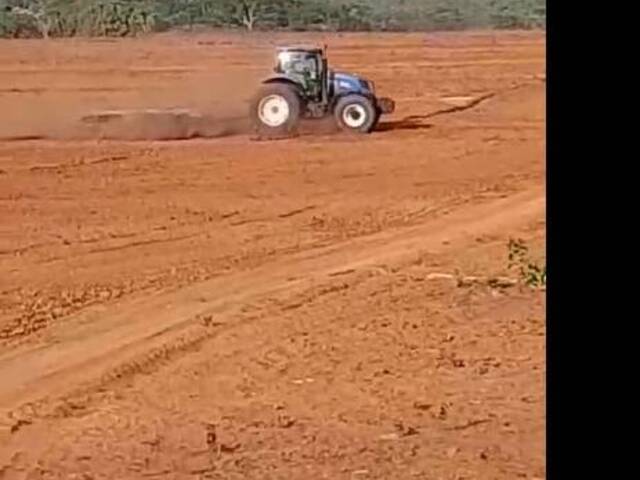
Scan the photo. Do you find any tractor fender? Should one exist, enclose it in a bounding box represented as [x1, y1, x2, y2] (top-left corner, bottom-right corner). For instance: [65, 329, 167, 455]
[328, 91, 376, 112]
[261, 75, 305, 96]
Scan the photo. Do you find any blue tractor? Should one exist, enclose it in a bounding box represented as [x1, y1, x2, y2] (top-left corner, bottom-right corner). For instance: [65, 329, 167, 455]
[250, 45, 395, 137]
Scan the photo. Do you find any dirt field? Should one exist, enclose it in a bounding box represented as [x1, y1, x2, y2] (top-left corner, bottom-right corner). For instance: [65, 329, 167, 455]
[0, 31, 545, 479]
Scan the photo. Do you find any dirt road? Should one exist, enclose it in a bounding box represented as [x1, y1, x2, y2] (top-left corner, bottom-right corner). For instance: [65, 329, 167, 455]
[0, 31, 545, 479]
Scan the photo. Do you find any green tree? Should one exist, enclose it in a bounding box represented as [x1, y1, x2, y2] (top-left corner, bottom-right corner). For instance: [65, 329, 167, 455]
[0, 0, 547, 37]
[489, 0, 546, 29]
[6, 0, 56, 38]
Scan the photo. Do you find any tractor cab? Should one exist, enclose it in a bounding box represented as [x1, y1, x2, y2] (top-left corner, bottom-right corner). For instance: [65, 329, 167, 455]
[272, 46, 327, 102]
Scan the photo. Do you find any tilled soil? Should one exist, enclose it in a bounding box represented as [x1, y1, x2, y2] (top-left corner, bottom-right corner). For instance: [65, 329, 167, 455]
[0, 31, 545, 479]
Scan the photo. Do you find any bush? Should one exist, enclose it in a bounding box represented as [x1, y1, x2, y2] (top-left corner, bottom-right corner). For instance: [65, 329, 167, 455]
[507, 238, 546, 288]
[490, 0, 546, 29]
[0, 0, 547, 38]
[0, 3, 17, 37]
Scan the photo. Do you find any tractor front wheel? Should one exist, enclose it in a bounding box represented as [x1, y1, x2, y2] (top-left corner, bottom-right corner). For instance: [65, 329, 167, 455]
[334, 94, 377, 134]
[250, 83, 301, 139]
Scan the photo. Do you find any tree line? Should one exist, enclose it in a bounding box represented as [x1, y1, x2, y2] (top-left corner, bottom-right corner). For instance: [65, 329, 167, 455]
[1, 0, 545, 38]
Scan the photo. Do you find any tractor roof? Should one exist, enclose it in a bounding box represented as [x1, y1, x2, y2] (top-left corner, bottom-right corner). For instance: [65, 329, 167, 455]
[276, 45, 324, 54]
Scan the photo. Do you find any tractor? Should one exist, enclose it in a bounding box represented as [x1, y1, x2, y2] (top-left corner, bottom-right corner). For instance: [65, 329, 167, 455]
[250, 45, 395, 137]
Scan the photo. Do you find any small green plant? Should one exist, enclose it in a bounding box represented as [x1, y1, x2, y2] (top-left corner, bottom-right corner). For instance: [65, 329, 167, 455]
[507, 238, 546, 288]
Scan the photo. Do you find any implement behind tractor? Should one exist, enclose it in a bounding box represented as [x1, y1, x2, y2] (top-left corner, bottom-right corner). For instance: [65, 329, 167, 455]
[250, 45, 395, 137]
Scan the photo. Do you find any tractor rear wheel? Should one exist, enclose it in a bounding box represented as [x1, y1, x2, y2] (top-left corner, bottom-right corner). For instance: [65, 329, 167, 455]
[334, 94, 377, 134]
[250, 83, 301, 138]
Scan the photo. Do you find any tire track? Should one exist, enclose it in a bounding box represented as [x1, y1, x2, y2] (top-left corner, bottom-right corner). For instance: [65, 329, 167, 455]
[0, 187, 544, 425]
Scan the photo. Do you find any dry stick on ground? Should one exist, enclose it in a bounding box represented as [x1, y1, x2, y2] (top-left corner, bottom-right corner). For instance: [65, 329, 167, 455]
[425, 272, 517, 288]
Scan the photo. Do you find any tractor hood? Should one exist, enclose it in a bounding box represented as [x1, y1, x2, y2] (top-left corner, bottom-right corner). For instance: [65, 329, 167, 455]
[331, 71, 375, 95]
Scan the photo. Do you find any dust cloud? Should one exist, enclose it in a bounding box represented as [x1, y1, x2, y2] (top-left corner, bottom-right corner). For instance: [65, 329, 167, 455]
[0, 68, 258, 141]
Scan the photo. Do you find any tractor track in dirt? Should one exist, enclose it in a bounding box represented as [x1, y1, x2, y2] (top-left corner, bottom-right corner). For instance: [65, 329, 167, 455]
[0, 176, 538, 347]
[0, 188, 543, 427]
